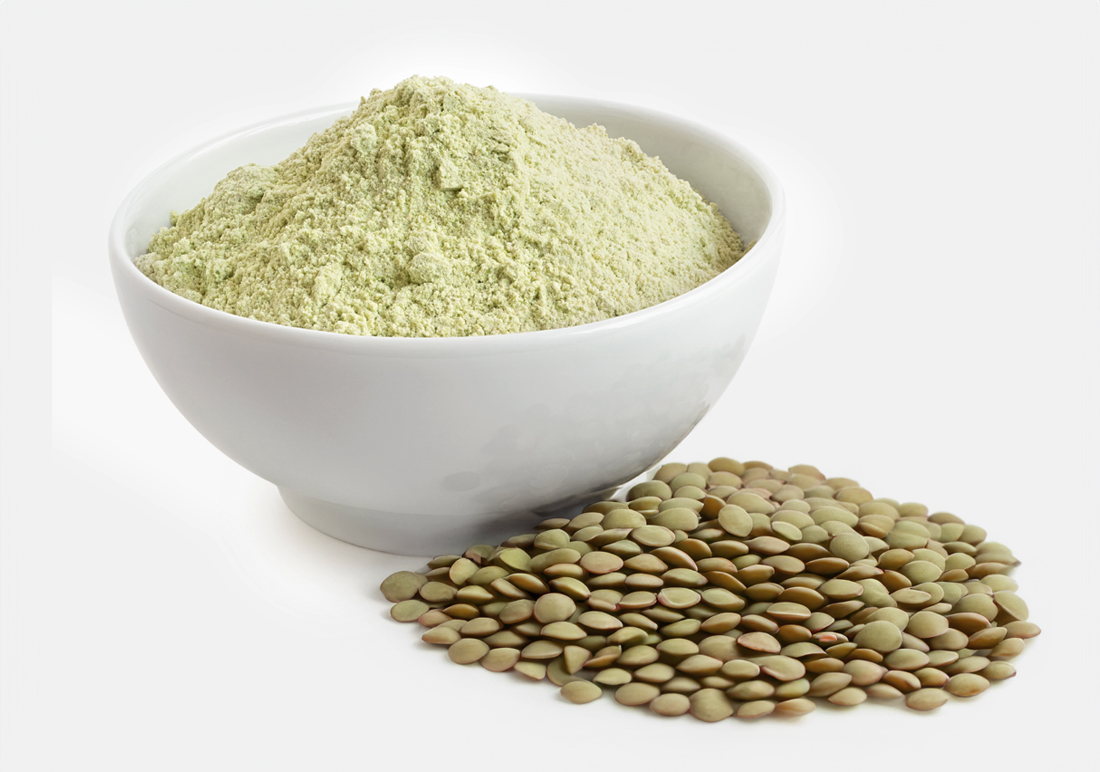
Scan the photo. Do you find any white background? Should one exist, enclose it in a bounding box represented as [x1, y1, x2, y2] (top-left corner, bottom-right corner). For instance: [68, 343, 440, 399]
[3, 1, 1098, 769]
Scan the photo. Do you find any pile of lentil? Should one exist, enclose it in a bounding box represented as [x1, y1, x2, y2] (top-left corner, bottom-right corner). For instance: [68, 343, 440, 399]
[381, 458, 1038, 719]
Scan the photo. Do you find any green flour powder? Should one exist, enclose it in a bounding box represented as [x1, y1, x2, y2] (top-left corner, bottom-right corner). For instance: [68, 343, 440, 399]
[136, 76, 744, 337]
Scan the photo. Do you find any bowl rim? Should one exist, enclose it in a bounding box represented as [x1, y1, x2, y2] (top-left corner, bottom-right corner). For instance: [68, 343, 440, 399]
[108, 94, 786, 354]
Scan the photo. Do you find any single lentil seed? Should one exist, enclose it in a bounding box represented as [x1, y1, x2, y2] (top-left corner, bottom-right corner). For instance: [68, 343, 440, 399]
[390, 599, 430, 622]
[828, 687, 868, 706]
[689, 689, 735, 722]
[448, 639, 490, 665]
[561, 680, 602, 704]
[982, 662, 1017, 680]
[650, 693, 691, 716]
[616, 682, 661, 706]
[480, 648, 521, 672]
[905, 688, 950, 711]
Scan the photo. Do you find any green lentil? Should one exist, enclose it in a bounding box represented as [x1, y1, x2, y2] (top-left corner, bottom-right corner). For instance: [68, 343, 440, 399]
[650, 693, 691, 716]
[382, 456, 1037, 720]
[561, 680, 603, 704]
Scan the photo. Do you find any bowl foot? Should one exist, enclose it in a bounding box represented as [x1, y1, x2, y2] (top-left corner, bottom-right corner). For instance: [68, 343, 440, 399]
[279, 487, 550, 557]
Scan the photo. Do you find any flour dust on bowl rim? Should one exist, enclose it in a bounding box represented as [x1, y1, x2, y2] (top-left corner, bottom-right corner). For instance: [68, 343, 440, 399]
[108, 94, 786, 556]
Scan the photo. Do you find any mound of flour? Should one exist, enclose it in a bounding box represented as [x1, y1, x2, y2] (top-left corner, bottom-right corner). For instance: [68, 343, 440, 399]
[137, 76, 743, 337]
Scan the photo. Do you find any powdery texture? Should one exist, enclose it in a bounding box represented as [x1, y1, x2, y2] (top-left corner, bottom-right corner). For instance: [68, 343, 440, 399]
[137, 76, 744, 337]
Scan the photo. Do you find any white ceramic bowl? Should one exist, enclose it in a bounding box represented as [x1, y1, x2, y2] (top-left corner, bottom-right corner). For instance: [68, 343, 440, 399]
[109, 96, 785, 556]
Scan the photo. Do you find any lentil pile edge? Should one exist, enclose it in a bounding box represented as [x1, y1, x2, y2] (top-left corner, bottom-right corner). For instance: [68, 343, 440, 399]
[381, 458, 1039, 720]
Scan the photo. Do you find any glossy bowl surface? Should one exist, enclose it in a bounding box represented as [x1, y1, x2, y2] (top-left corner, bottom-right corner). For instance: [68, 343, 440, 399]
[109, 96, 785, 555]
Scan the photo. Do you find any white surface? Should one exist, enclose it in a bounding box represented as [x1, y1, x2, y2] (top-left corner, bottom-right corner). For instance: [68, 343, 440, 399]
[4, 1, 1098, 770]
[108, 97, 783, 553]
